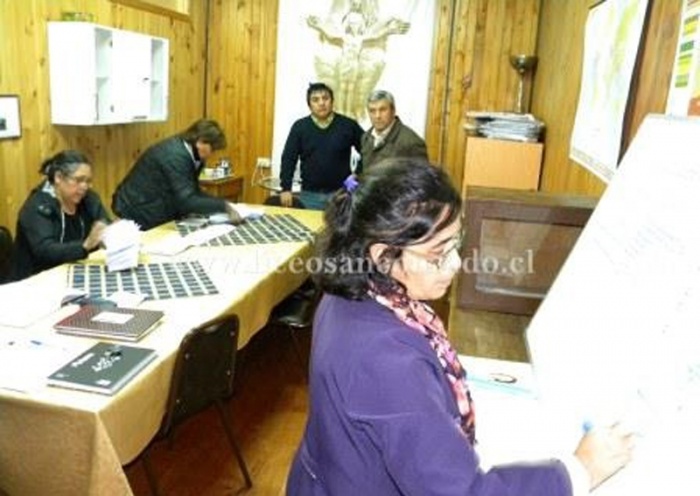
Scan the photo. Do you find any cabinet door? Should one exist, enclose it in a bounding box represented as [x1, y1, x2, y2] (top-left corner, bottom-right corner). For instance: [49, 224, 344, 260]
[462, 137, 543, 196]
[149, 37, 169, 120]
[48, 22, 98, 124]
[110, 31, 152, 122]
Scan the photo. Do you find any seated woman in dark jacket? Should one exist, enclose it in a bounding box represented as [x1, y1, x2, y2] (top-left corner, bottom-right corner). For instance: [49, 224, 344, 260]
[11, 150, 110, 281]
[287, 159, 635, 496]
[111, 119, 241, 230]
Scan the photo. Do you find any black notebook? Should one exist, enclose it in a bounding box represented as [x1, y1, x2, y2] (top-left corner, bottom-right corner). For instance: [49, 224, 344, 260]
[47, 342, 157, 395]
[54, 305, 164, 342]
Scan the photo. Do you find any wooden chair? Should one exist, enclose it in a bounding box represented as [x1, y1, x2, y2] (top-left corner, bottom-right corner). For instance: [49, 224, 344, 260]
[0, 226, 12, 284]
[140, 314, 252, 494]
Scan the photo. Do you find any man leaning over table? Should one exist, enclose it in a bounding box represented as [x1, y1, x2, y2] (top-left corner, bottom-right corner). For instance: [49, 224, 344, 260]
[112, 118, 242, 230]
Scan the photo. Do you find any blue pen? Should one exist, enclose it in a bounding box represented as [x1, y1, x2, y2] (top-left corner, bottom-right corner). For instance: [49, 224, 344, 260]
[30, 340, 44, 346]
[582, 420, 594, 434]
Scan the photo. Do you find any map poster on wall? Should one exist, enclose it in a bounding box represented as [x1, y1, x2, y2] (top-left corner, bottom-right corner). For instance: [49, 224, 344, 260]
[569, 0, 648, 183]
[666, 0, 700, 116]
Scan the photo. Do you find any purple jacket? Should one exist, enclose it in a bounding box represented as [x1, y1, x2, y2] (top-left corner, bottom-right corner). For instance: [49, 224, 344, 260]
[287, 295, 573, 496]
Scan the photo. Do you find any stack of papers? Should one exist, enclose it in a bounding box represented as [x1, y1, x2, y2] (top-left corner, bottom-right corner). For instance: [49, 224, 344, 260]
[465, 111, 544, 142]
[103, 220, 141, 272]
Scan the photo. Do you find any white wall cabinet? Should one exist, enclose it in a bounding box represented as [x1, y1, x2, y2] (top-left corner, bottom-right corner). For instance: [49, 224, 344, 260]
[47, 22, 169, 125]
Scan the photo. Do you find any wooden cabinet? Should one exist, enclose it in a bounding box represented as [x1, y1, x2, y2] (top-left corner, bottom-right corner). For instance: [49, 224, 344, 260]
[461, 137, 543, 197]
[456, 186, 597, 315]
[199, 175, 244, 202]
[47, 22, 169, 125]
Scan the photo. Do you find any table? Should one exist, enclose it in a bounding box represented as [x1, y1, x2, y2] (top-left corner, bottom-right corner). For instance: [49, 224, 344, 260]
[0, 207, 322, 496]
[255, 176, 302, 193]
[199, 174, 244, 202]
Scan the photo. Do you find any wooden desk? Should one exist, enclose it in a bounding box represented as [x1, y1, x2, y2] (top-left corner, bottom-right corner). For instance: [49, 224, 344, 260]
[0, 207, 322, 496]
[199, 175, 244, 202]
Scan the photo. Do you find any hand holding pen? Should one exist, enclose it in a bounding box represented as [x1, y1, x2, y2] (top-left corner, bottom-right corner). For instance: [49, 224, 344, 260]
[574, 422, 636, 490]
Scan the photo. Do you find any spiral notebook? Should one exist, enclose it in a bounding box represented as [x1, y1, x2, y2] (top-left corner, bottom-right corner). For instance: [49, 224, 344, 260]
[47, 341, 157, 395]
[54, 305, 164, 342]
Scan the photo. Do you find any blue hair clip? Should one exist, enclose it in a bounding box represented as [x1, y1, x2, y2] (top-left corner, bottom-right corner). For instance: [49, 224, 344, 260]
[343, 175, 359, 193]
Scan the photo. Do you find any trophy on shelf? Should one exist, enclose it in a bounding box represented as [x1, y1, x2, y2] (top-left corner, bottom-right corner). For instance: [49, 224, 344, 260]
[510, 54, 538, 114]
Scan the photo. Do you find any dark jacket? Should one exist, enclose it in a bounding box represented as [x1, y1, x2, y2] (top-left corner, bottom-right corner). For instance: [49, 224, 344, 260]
[360, 116, 428, 169]
[287, 295, 572, 495]
[11, 183, 110, 281]
[112, 137, 227, 230]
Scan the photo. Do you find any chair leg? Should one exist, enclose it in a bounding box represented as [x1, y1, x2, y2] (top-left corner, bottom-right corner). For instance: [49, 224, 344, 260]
[215, 400, 253, 489]
[141, 448, 161, 496]
[231, 351, 247, 397]
[287, 326, 308, 380]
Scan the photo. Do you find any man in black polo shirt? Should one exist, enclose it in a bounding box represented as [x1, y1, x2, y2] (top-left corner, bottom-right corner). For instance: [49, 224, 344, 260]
[279, 82, 364, 210]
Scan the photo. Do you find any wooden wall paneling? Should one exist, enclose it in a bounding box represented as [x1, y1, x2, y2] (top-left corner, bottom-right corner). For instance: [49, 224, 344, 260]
[424, 0, 453, 166]
[426, 0, 480, 190]
[427, 0, 540, 193]
[0, 0, 208, 234]
[110, 0, 192, 20]
[207, 0, 279, 205]
[482, 0, 504, 109]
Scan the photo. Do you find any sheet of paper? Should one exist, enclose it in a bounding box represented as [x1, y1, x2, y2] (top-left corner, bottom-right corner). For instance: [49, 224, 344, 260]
[0, 336, 81, 393]
[143, 224, 235, 256]
[528, 114, 700, 495]
[459, 356, 561, 469]
[0, 280, 63, 328]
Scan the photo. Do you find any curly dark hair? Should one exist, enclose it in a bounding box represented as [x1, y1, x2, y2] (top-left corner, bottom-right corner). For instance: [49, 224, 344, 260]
[314, 158, 461, 300]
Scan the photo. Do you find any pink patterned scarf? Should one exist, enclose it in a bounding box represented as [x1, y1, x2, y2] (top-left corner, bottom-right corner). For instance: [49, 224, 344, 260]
[369, 289, 476, 444]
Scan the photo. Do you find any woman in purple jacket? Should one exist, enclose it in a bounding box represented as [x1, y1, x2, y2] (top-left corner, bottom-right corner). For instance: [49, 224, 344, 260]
[287, 159, 634, 495]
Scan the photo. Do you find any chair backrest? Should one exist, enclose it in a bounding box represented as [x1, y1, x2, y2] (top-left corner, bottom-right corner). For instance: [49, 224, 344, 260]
[0, 226, 13, 284]
[271, 284, 320, 329]
[263, 194, 305, 209]
[160, 314, 240, 436]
